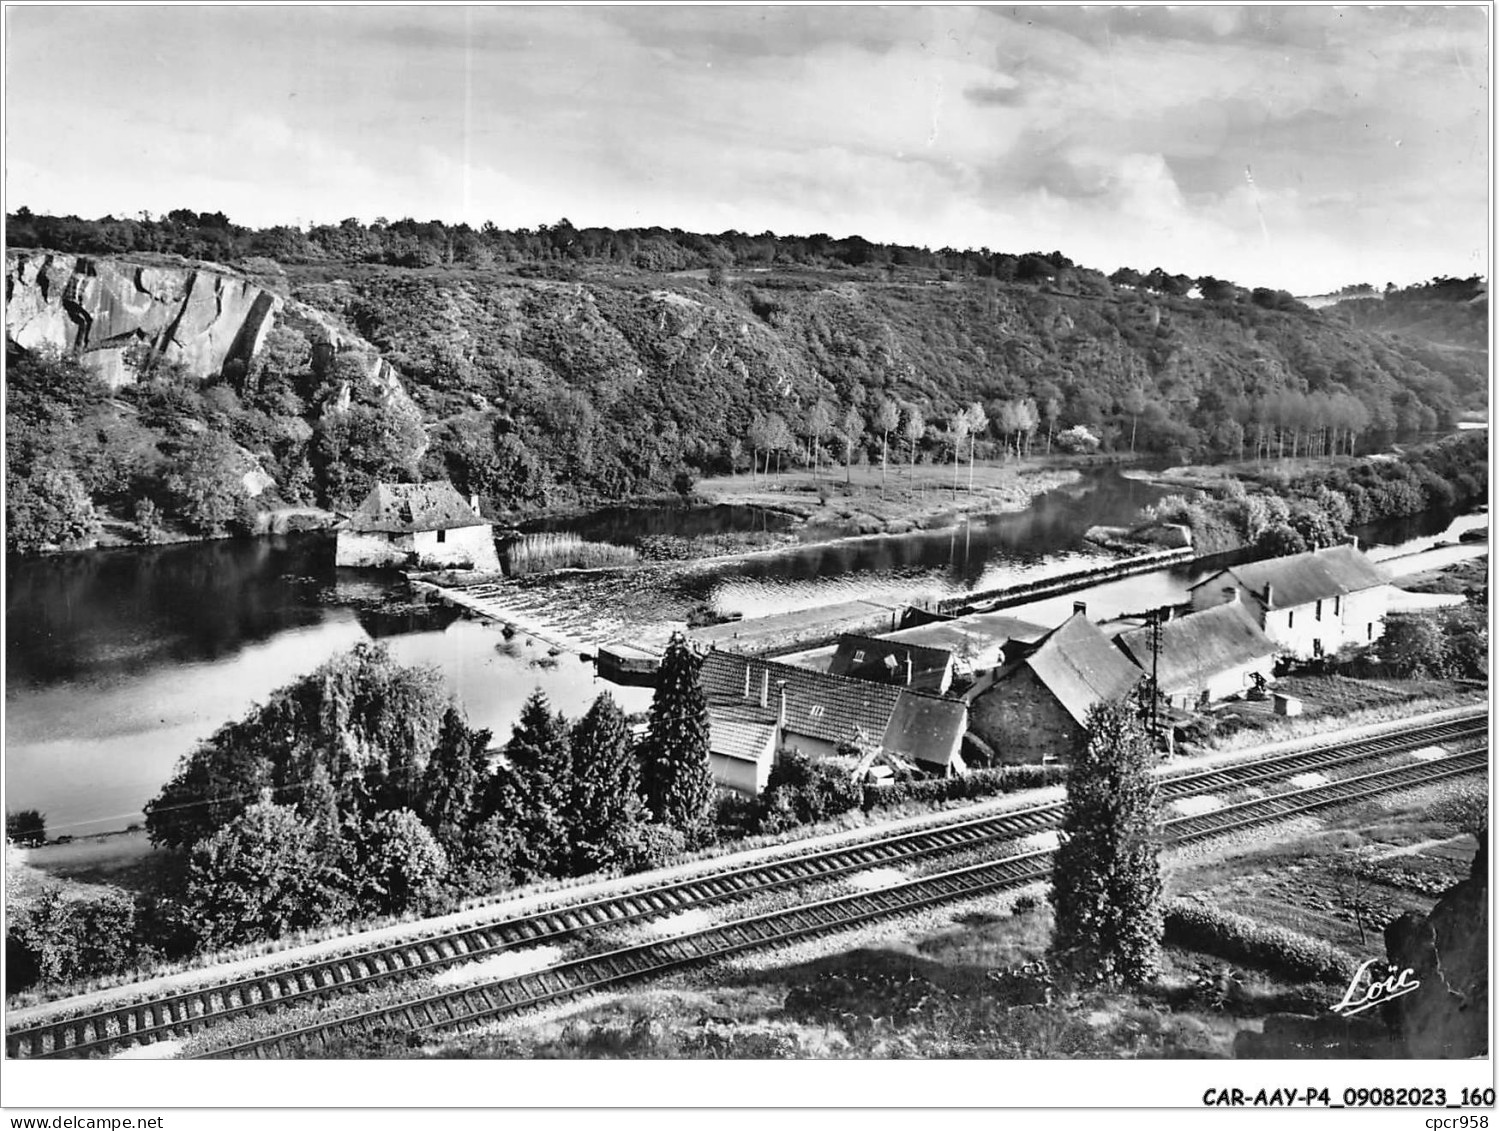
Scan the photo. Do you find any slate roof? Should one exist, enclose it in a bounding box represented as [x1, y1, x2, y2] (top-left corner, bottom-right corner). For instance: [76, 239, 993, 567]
[701, 650, 901, 748]
[344, 482, 484, 534]
[881, 693, 969, 769]
[828, 633, 955, 691]
[1001, 612, 1143, 728]
[1190, 544, 1387, 610]
[1116, 603, 1277, 696]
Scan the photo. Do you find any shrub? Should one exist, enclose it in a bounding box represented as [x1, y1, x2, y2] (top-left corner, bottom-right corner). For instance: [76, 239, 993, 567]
[1163, 898, 1359, 984]
[623, 823, 688, 874]
[6, 809, 46, 846]
[754, 751, 862, 830]
[861, 763, 1067, 811]
[6, 886, 142, 994]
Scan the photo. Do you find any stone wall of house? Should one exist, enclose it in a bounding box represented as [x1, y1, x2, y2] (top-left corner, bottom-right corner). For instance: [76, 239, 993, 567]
[336, 530, 416, 568]
[968, 666, 1082, 764]
[412, 525, 501, 572]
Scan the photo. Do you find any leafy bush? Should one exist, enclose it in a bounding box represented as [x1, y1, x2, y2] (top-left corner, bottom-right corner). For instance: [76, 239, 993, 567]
[861, 763, 1067, 811]
[754, 751, 862, 832]
[6, 809, 46, 846]
[1163, 898, 1359, 984]
[6, 886, 143, 994]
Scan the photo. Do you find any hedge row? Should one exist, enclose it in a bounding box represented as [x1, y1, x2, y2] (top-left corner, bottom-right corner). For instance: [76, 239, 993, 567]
[1164, 898, 1360, 985]
[861, 763, 1068, 812]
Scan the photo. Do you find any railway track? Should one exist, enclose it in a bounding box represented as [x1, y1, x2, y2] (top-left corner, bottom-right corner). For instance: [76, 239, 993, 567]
[204, 745, 1486, 1060]
[7, 713, 1485, 1060]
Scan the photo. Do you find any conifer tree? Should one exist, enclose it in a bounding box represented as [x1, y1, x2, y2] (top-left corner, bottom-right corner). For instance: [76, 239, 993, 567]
[639, 633, 715, 845]
[496, 689, 572, 878]
[567, 692, 645, 875]
[1049, 695, 1164, 987]
[419, 705, 494, 861]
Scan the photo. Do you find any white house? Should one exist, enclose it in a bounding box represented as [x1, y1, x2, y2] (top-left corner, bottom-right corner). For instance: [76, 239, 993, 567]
[1187, 543, 1391, 661]
[335, 482, 501, 572]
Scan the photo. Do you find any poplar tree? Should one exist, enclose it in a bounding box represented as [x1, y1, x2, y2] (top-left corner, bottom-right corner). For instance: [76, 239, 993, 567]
[567, 692, 645, 874]
[1049, 696, 1164, 987]
[639, 633, 715, 845]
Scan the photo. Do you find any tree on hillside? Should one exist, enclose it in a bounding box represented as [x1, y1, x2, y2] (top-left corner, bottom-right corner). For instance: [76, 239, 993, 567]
[764, 412, 794, 476]
[496, 689, 573, 878]
[1049, 697, 1164, 987]
[839, 404, 865, 485]
[900, 403, 925, 480]
[639, 632, 714, 845]
[947, 407, 972, 498]
[807, 398, 834, 482]
[874, 396, 900, 487]
[567, 692, 646, 875]
[961, 402, 988, 492]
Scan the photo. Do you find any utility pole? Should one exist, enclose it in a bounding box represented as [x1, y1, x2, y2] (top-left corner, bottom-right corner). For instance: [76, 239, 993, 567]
[1147, 606, 1164, 749]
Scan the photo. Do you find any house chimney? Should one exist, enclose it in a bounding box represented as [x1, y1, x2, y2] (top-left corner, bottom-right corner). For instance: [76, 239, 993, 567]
[760, 668, 769, 709]
[1349, 534, 1360, 551]
[906, 653, 914, 686]
[743, 665, 751, 700]
[1073, 601, 1087, 617]
[469, 493, 482, 516]
[777, 681, 787, 728]
[1263, 583, 1274, 608]
[1222, 586, 1239, 606]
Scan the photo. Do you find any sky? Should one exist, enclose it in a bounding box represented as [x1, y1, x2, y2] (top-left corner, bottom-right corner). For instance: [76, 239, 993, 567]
[3, 4, 1490, 293]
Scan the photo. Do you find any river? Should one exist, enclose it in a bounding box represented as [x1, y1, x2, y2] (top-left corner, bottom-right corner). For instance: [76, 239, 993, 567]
[4, 467, 1483, 837]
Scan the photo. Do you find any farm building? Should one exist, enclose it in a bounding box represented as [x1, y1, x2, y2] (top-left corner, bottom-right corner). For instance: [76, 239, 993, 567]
[964, 611, 1142, 764]
[700, 651, 968, 793]
[1188, 543, 1391, 661]
[1114, 600, 1278, 710]
[336, 482, 501, 571]
[829, 633, 956, 693]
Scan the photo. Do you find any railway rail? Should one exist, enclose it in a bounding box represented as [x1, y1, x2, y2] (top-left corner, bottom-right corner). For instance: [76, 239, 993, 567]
[7, 713, 1485, 1060]
[205, 745, 1486, 1060]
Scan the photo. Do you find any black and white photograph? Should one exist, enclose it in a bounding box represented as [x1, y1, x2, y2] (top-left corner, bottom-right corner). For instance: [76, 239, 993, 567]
[1, 1, 1491, 1118]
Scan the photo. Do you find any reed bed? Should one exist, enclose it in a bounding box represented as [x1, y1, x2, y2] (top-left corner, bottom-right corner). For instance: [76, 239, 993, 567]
[503, 533, 639, 576]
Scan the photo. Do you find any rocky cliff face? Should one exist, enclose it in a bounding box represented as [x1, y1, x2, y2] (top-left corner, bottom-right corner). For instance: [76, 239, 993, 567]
[6, 253, 282, 388]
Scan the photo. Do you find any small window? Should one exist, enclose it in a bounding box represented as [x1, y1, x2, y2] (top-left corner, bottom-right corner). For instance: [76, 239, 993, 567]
[1313, 639, 1324, 658]
[1367, 623, 1374, 641]
[852, 650, 865, 663]
[1334, 595, 1341, 616]
[1315, 599, 1322, 621]
[1288, 611, 1295, 628]
[808, 705, 826, 719]
[437, 529, 447, 544]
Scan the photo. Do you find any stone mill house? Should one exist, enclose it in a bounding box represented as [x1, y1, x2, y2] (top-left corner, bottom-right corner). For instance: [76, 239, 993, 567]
[335, 482, 501, 572]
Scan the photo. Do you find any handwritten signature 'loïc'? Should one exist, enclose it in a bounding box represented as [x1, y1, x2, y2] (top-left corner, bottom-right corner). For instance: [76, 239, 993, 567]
[1330, 959, 1421, 1018]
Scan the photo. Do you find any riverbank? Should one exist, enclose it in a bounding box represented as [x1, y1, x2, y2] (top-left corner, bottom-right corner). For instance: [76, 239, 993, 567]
[693, 459, 1089, 538]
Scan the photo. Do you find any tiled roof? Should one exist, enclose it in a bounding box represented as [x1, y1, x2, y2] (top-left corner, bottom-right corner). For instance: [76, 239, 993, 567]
[701, 650, 902, 748]
[1017, 612, 1143, 728]
[882, 693, 968, 768]
[1191, 544, 1387, 609]
[828, 633, 954, 691]
[345, 482, 483, 534]
[707, 701, 779, 764]
[1116, 603, 1277, 696]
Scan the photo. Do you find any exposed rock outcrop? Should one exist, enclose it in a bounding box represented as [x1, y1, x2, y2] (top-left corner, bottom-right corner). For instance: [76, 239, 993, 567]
[1383, 836, 1488, 1057]
[6, 252, 281, 387]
